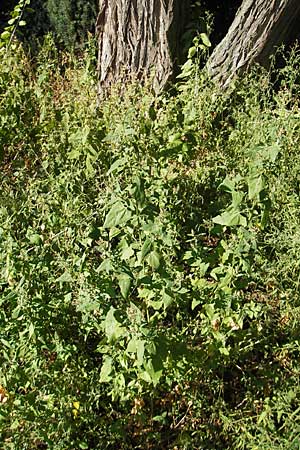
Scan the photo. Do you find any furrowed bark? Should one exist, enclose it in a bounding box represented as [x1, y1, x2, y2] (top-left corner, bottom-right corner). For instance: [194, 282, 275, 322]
[96, 0, 188, 96]
[207, 0, 300, 88]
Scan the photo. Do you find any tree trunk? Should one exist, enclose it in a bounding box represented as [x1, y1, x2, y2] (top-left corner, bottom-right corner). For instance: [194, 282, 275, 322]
[207, 0, 300, 88]
[96, 0, 188, 96]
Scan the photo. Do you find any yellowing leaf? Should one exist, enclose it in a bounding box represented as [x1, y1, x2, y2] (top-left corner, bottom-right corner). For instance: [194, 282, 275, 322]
[0, 386, 8, 404]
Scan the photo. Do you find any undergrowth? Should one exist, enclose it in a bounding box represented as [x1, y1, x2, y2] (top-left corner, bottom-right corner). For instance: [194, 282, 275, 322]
[0, 37, 300, 449]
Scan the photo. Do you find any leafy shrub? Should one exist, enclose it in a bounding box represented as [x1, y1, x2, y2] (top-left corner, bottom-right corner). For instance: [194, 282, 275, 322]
[0, 37, 300, 449]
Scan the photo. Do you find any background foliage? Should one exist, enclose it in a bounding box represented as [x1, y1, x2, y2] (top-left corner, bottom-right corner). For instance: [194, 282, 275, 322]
[1, 0, 97, 50]
[45, 0, 97, 49]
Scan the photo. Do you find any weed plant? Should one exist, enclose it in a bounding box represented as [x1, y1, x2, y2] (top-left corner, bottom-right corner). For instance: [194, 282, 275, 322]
[0, 36, 300, 449]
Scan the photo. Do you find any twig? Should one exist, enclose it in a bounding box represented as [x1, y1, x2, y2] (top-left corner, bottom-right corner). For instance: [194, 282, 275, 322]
[7, 0, 28, 51]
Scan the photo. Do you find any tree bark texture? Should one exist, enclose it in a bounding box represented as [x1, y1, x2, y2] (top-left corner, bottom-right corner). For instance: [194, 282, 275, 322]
[207, 0, 300, 88]
[96, 0, 188, 96]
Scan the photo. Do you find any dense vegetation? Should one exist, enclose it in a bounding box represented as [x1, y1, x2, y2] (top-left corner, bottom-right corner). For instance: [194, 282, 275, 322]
[1, 27, 300, 450]
[0, 0, 97, 50]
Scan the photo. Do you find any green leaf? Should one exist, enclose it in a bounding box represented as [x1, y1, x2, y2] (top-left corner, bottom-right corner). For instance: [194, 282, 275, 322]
[266, 144, 280, 163]
[177, 59, 194, 79]
[103, 307, 125, 342]
[219, 346, 230, 356]
[85, 155, 95, 178]
[213, 206, 247, 227]
[162, 291, 173, 309]
[78, 443, 89, 450]
[191, 298, 201, 310]
[247, 172, 265, 200]
[260, 200, 271, 230]
[139, 238, 152, 262]
[148, 299, 163, 310]
[127, 338, 137, 353]
[136, 340, 145, 366]
[134, 176, 145, 206]
[56, 271, 73, 283]
[152, 413, 168, 423]
[118, 274, 131, 299]
[107, 157, 126, 175]
[219, 175, 241, 193]
[68, 149, 81, 159]
[28, 233, 43, 245]
[140, 371, 152, 383]
[188, 46, 197, 58]
[143, 360, 162, 386]
[103, 202, 131, 228]
[250, 144, 280, 165]
[1, 31, 11, 41]
[231, 190, 244, 208]
[97, 258, 113, 273]
[129, 303, 144, 324]
[28, 323, 35, 339]
[100, 357, 113, 383]
[127, 337, 146, 365]
[120, 245, 134, 261]
[146, 251, 161, 269]
[168, 132, 181, 143]
[200, 33, 211, 47]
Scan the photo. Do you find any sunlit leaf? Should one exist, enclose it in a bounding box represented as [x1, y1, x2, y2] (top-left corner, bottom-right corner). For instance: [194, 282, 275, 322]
[247, 172, 265, 199]
[1, 31, 11, 41]
[100, 357, 113, 383]
[213, 206, 247, 227]
[103, 307, 125, 342]
[147, 251, 161, 269]
[136, 340, 145, 366]
[103, 202, 131, 228]
[55, 271, 73, 283]
[107, 157, 126, 175]
[200, 32, 211, 47]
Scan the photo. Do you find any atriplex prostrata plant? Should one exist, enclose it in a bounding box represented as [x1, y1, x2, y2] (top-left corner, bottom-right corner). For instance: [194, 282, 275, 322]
[0, 37, 300, 449]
